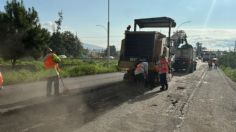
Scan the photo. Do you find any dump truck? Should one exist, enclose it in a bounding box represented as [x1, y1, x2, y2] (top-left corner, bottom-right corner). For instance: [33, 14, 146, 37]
[118, 17, 176, 84]
[202, 51, 217, 62]
[172, 44, 197, 73]
[171, 30, 197, 73]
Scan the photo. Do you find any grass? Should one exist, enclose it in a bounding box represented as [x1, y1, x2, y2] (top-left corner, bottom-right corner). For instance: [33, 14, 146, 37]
[219, 52, 236, 82]
[220, 66, 236, 82]
[0, 58, 119, 85]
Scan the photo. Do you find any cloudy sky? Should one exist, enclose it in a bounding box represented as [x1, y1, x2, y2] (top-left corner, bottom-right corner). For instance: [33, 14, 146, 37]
[0, 0, 236, 50]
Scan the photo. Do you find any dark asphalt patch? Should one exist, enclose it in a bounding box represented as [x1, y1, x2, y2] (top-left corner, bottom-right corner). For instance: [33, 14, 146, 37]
[177, 86, 186, 90]
[0, 81, 160, 132]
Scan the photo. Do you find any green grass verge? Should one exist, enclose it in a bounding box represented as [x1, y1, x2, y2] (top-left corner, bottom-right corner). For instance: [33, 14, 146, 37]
[1, 59, 119, 85]
[220, 66, 236, 82]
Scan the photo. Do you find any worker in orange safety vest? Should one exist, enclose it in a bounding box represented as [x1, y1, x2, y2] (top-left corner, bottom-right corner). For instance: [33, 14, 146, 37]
[158, 56, 169, 91]
[0, 72, 3, 90]
[44, 48, 61, 96]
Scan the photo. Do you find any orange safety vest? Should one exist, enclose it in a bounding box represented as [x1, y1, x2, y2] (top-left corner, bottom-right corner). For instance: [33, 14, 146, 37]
[159, 59, 169, 73]
[44, 54, 57, 69]
[0, 72, 3, 86]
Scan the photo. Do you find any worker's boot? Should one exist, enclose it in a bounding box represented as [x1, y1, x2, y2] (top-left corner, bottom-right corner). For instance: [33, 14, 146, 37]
[165, 84, 168, 90]
[160, 85, 165, 91]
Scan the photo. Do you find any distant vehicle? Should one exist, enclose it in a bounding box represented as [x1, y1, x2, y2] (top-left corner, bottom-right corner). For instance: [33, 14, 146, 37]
[202, 52, 216, 62]
[118, 17, 176, 84]
[104, 56, 115, 59]
[58, 55, 67, 59]
[109, 56, 114, 59]
[172, 44, 197, 73]
[212, 58, 218, 61]
[171, 30, 197, 73]
[202, 53, 209, 62]
[210, 53, 217, 59]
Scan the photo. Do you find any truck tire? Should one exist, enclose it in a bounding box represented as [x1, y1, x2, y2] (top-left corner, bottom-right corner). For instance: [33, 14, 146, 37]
[123, 71, 135, 82]
[187, 65, 194, 73]
[194, 64, 197, 71]
[174, 68, 178, 72]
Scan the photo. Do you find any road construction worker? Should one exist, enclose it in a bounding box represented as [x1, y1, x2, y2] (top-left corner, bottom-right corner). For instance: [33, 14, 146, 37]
[134, 61, 149, 87]
[153, 62, 160, 86]
[208, 59, 212, 70]
[126, 25, 131, 32]
[212, 58, 218, 69]
[214, 60, 218, 69]
[44, 48, 61, 96]
[134, 62, 145, 84]
[0, 71, 3, 90]
[158, 56, 169, 91]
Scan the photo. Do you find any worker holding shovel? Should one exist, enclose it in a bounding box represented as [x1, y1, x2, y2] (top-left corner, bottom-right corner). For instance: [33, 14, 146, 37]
[44, 48, 69, 96]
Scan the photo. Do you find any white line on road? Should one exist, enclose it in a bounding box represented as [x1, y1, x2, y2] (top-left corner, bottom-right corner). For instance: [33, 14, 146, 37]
[174, 69, 207, 132]
[22, 123, 45, 132]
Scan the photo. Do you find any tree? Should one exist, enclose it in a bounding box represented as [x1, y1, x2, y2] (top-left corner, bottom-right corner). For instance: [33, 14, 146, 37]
[23, 25, 51, 60]
[0, 0, 50, 67]
[49, 11, 83, 57]
[196, 42, 202, 56]
[105, 45, 117, 57]
[55, 11, 63, 33]
[50, 31, 83, 57]
[49, 11, 65, 55]
[61, 31, 83, 57]
[219, 52, 236, 69]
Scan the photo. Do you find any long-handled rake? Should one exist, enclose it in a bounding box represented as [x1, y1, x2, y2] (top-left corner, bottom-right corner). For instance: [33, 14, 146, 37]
[59, 76, 70, 94]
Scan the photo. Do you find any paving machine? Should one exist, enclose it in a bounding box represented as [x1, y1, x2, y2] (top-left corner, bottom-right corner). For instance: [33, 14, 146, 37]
[118, 17, 176, 84]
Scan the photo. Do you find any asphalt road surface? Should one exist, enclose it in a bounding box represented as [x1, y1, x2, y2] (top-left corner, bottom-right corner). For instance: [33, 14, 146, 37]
[0, 62, 236, 132]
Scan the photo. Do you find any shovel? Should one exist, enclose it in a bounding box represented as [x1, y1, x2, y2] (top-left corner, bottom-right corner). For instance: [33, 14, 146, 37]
[59, 76, 70, 94]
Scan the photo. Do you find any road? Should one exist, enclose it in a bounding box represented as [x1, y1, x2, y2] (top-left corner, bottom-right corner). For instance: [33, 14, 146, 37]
[0, 62, 236, 132]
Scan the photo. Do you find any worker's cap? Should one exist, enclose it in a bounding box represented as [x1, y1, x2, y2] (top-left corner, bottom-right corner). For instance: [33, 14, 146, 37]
[47, 48, 53, 53]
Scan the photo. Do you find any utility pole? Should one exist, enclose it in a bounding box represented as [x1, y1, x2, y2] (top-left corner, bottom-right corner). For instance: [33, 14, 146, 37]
[234, 41, 236, 53]
[107, 0, 110, 62]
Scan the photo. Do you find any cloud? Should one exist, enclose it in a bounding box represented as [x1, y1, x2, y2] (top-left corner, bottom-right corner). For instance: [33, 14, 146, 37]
[42, 21, 56, 32]
[42, 21, 76, 34]
[61, 26, 76, 33]
[183, 28, 236, 50]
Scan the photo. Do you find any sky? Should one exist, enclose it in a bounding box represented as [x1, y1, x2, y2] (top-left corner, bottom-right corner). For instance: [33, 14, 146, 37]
[0, 0, 236, 50]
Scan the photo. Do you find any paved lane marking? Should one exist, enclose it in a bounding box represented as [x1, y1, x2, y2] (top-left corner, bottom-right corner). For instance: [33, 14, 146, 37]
[22, 123, 45, 132]
[174, 69, 207, 132]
